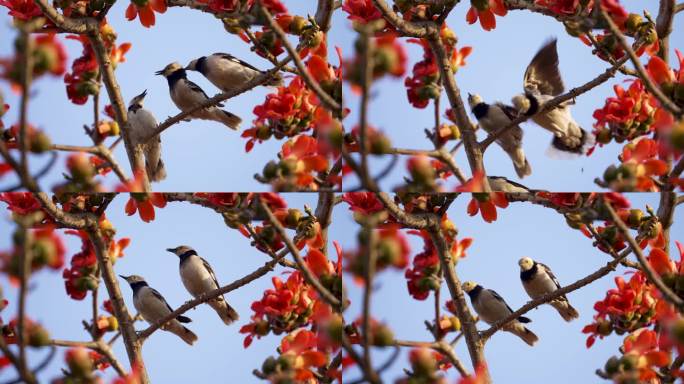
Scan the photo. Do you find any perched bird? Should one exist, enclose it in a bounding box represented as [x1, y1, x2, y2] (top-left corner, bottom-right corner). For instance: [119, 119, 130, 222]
[155, 62, 241, 130]
[462, 281, 538, 346]
[185, 53, 282, 93]
[167, 246, 239, 325]
[511, 38, 594, 155]
[127, 90, 166, 182]
[120, 275, 198, 345]
[518, 257, 579, 322]
[468, 93, 531, 178]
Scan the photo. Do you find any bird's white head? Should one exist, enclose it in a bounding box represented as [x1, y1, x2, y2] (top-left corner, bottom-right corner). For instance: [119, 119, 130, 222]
[166, 245, 195, 257]
[119, 274, 145, 285]
[155, 62, 183, 77]
[185, 59, 200, 71]
[511, 94, 530, 113]
[518, 257, 534, 271]
[128, 89, 147, 107]
[462, 281, 477, 293]
[467, 93, 483, 109]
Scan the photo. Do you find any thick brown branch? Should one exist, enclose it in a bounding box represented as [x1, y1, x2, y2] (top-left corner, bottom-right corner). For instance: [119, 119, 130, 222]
[87, 229, 149, 383]
[427, 38, 489, 191]
[86, 31, 149, 191]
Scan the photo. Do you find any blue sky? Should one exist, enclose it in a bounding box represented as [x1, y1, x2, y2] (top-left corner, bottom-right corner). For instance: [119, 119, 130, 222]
[0, 193, 348, 382]
[342, 3, 684, 191]
[0, 2, 354, 191]
[342, 193, 684, 383]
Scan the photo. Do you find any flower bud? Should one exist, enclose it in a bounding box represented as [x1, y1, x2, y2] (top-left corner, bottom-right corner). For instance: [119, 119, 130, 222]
[66, 347, 94, 377]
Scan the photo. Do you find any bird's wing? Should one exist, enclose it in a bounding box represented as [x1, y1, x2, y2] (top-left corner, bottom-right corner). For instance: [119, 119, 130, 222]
[498, 103, 520, 121]
[150, 287, 192, 323]
[150, 287, 177, 314]
[200, 256, 221, 290]
[489, 289, 515, 314]
[216, 53, 262, 72]
[539, 262, 562, 290]
[185, 79, 211, 99]
[523, 38, 564, 96]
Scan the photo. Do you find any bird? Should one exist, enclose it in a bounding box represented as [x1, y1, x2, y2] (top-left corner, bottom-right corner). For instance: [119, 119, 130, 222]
[467, 93, 532, 179]
[127, 90, 166, 182]
[511, 38, 594, 155]
[185, 53, 282, 93]
[155, 62, 242, 130]
[119, 274, 198, 345]
[487, 176, 532, 193]
[462, 281, 539, 346]
[518, 257, 579, 322]
[166, 245, 239, 325]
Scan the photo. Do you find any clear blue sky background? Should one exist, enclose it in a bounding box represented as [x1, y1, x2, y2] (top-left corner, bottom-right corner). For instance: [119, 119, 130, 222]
[0, 2, 354, 191]
[0, 193, 349, 382]
[343, 3, 684, 191]
[343, 193, 684, 383]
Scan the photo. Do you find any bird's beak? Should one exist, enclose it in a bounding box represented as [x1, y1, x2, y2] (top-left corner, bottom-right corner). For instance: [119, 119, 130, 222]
[467, 93, 473, 98]
[119, 274, 129, 280]
[154, 69, 164, 76]
[137, 89, 147, 100]
[165, 248, 176, 254]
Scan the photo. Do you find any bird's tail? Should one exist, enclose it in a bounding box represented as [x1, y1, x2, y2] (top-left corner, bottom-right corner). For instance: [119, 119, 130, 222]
[215, 109, 241, 130]
[511, 148, 532, 179]
[147, 159, 167, 182]
[551, 300, 579, 322]
[144, 139, 166, 182]
[209, 298, 239, 325]
[506, 322, 539, 346]
[167, 322, 198, 346]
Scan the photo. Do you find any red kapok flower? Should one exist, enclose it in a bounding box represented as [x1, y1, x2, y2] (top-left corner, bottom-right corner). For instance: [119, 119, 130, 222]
[342, 0, 383, 23]
[466, 0, 507, 31]
[125, 0, 167, 28]
[124, 193, 167, 223]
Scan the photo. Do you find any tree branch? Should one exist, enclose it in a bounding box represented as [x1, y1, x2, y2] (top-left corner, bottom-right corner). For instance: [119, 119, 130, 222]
[86, 229, 149, 383]
[258, 198, 341, 309]
[259, 5, 342, 117]
[600, 7, 682, 117]
[603, 200, 684, 311]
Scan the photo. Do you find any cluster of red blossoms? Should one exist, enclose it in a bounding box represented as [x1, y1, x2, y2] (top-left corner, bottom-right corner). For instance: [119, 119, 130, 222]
[601, 138, 669, 192]
[64, 24, 131, 105]
[344, 31, 408, 87]
[0, 33, 67, 91]
[405, 223, 472, 300]
[405, 27, 472, 109]
[395, 348, 450, 384]
[593, 52, 682, 151]
[258, 329, 333, 382]
[344, 224, 411, 282]
[240, 252, 333, 348]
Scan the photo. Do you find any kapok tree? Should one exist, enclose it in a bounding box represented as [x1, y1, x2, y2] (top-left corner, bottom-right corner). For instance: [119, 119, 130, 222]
[339, 190, 683, 383]
[0, 192, 342, 383]
[340, 0, 684, 193]
[0, 0, 342, 192]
